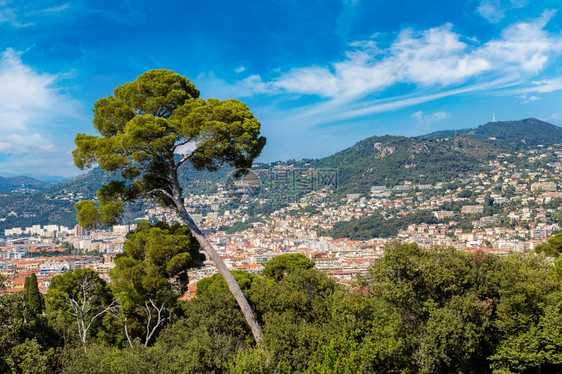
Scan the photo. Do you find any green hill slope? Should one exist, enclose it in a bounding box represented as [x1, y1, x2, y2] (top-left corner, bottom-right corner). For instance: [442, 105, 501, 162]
[309, 118, 561, 194]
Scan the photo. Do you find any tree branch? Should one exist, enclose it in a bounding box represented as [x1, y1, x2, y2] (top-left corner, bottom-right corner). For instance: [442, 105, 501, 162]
[144, 298, 168, 347]
[84, 299, 118, 334]
[172, 138, 193, 152]
[176, 151, 195, 169]
[124, 318, 134, 348]
[145, 188, 175, 201]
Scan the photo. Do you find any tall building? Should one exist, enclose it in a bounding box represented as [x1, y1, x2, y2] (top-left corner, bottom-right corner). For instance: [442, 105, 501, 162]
[74, 225, 86, 237]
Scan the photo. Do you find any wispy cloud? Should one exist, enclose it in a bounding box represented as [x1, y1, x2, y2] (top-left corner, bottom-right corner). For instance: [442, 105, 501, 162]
[197, 71, 279, 100]
[411, 110, 450, 124]
[529, 78, 562, 93]
[518, 94, 541, 103]
[0, 48, 80, 136]
[293, 77, 516, 127]
[0, 1, 70, 27]
[198, 11, 562, 161]
[503, 77, 562, 96]
[204, 11, 562, 107]
[0, 47, 83, 176]
[476, 0, 529, 23]
[0, 2, 32, 27]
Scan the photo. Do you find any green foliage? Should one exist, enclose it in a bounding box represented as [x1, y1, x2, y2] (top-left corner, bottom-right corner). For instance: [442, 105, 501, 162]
[0, 292, 59, 373]
[0, 193, 77, 232]
[7, 242, 562, 372]
[218, 216, 264, 234]
[467, 118, 562, 149]
[324, 210, 438, 240]
[5, 338, 56, 374]
[306, 135, 495, 194]
[490, 303, 562, 373]
[364, 244, 501, 373]
[59, 343, 151, 374]
[247, 268, 342, 372]
[0, 176, 49, 193]
[196, 270, 259, 306]
[45, 268, 115, 349]
[314, 333, 361, 374]
[535, 233, 562, 257]
[73, 69, 266, 228]
[110, 221, 204, 345]
[458, 189, 473, 198]
[262, 253, 315, 281]
[24, 273, 44, 318]
[228, 346, 273, 374]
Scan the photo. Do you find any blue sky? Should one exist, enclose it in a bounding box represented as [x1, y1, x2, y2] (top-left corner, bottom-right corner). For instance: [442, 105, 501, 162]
[1, 0, 562, 178]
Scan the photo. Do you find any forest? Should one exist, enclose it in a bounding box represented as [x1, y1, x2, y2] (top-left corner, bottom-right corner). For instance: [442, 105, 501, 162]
[2, 226, 562, 374]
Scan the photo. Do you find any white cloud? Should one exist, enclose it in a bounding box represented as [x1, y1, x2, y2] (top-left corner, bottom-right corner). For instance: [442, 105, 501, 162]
[38, 144, 56, 152]
[33, 3, 70, 15]
[0, 1, 70, 27]
[529, 78, 562, 93]
[197, 12, 562, 160]
[274, 66, 342, 97]
[518, 94, 541, 103]
[411, 111, 451, 124]
[197, 72, 279, 99]
[267, 23, 494, 100]
[478, 10, 561, 73]
[0, 45, 90, 176]
[503, 77, 562, 97]
[234, 66, 246, 73]
[477, 0, 505, 23]
[0, 133, 53, 154]
[476, 0, 529, 23]
[211, 12, 561, 105]
[0, 49, 80, 121]
[392, 24, 491, 87]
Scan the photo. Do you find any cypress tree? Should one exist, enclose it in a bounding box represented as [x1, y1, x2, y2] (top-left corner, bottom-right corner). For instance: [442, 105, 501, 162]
[24, 273, 44, 317]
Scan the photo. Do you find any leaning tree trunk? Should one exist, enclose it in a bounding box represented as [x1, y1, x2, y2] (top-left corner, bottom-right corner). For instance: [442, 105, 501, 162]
[173, 197, 263, 343]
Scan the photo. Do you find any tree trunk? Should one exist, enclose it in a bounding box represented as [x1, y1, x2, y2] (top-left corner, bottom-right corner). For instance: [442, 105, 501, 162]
[176, 206, 264, 343]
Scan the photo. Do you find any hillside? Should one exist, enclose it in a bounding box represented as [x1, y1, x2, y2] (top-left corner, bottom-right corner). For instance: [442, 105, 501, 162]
[308, 134, 497, 193]
[309, 118, 562, 194]
[466, 118, 562, 148]
[0, 176, 51, 193]
[0, 164, 232, 232]
[1, 118, 560, 231]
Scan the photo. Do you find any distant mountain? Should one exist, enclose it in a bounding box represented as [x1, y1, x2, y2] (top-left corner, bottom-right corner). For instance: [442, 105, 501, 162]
[465, 118, 562, 148]
[309, 118, 562, 194]
[0, 176, 51, 193]
[30, 175, 69, 184]
[420, 118, 562, 148]
[45, 167, 121, 199]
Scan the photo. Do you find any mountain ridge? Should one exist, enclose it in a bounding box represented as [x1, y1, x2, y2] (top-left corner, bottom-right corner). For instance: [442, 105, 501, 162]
[306, 118, 562, 193]
[0, 118, 559, 231]
[0, 176, 51, 193]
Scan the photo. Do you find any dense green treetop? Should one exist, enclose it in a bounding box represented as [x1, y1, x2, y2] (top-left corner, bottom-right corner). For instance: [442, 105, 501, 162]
[262, 253, 315, 281]
[4, 243, 562, 372]
[110, 221, 205, 345]
[73, 69, 266, 228]
[535, 233, 562, 257]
